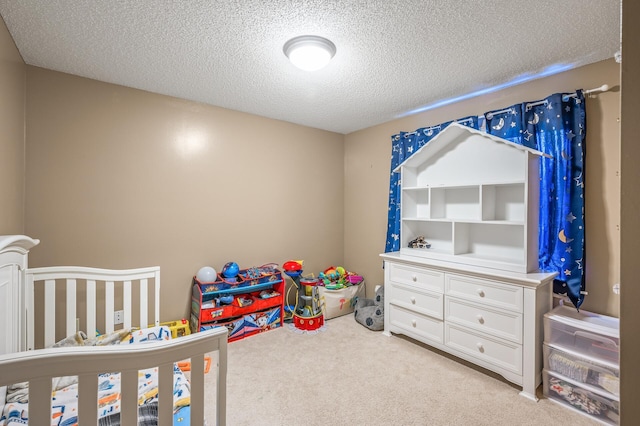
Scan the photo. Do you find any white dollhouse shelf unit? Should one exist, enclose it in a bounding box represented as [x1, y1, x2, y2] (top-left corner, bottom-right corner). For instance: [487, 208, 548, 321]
[395, 123, 549, 273]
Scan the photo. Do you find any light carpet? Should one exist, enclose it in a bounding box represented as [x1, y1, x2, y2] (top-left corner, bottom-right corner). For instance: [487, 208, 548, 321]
[205, 314, 599, 425]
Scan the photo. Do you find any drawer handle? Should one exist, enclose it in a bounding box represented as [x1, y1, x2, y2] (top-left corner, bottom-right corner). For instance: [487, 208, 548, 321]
[476, 342, 484, 352]
[410, 296, 416, 304]
[411, 319, 417, 327]
[477, 288, 485, 297]
[412, 275, 417, 282]
[476, 314, 484, 324]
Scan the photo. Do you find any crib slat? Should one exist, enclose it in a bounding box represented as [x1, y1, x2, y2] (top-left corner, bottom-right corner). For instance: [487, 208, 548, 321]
[154, 271, 160, 326]
[158, 363, 174, 425]
[218, 342, 228, 425]
[78, 373, 98, 425]
[190, 354, 205, 425]
[29, 377, 52, 425]
[140, 278, 148, 327]
[26, 272, 35, 350]
[66, 279, 77, 336]
[105, 280, 114, 333]
[121, 369, 138, 424]
[86, 280, 96, 337]
[44, 279, 56, 347]
[123, 280, 132, 329]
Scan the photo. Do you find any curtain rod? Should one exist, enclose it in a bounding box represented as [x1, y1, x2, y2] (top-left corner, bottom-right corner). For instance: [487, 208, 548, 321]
[488, 84, 611, 118]
[525, 84, 611, 110]
[402, 84, 611, 136]
[562, 84, 610, 101]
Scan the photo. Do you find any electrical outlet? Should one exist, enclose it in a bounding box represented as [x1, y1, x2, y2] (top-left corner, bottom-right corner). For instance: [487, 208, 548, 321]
[613, 283, 620, 295]
[114, 310, 124, 325]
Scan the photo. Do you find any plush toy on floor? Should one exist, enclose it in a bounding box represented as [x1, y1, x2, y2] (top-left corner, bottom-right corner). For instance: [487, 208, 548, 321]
[354, 285, 384, 331]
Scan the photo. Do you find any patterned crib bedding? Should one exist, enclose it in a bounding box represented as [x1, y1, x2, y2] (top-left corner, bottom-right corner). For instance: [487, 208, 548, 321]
[0, 326, 192, 426]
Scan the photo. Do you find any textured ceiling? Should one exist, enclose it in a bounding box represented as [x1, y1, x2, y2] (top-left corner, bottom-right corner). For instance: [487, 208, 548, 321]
[0, 1, 621, 134]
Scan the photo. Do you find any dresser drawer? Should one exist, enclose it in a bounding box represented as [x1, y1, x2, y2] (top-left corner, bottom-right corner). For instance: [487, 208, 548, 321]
[445, 323, 522, 375]
[387, 262, 444, 293]
[445, 274, 522, 312]
[388, 282, 443, 319]
[445, 297, 522, 343]
[388, 305, 443, 344]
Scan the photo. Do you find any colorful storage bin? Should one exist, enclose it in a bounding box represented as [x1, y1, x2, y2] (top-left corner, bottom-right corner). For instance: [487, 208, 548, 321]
[195, 316, 245, 342]
[192, 306, 281, 342]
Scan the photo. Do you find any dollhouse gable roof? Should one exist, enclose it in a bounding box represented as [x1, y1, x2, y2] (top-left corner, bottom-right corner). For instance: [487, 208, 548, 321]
[393, 123, 548, 186]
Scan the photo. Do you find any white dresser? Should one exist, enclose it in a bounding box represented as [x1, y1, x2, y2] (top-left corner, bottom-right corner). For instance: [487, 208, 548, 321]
[381, 252, 556, 401]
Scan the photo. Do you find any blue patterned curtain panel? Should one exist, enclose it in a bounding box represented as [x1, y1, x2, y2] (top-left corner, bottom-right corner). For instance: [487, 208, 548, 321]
[385, 92, 586, 309]
[485, 91, 586, 309]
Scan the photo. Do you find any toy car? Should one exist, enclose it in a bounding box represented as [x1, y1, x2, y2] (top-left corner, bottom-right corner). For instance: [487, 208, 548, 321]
[408, 236, 431, 249]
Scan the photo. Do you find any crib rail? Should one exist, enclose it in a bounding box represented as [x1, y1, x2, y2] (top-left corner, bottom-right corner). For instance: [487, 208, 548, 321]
[25, 266, 161, 349]
[0, 327, 228, 425]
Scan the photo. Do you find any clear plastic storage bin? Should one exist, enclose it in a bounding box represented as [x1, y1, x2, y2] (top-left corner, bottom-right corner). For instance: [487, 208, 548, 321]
[543, 369, 619, 425]
[543, 305, 619, 365]
[544, 343, 619, 397]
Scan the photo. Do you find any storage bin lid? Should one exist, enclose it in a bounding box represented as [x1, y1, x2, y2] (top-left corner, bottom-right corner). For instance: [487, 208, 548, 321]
[544, 305, 619, 338]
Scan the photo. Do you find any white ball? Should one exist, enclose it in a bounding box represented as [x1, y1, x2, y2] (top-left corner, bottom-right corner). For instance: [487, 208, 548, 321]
[196, 266, 217, 283]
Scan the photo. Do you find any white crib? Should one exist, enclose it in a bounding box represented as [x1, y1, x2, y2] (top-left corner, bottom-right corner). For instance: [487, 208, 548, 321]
[0, 235, 227, 425]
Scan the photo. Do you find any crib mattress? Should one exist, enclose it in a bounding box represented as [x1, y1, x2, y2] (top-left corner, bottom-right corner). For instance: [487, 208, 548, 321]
[0, 326, 193, 426]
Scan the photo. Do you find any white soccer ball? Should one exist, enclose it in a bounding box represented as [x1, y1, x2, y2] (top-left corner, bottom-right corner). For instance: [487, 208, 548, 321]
[196, 266, 217, 283]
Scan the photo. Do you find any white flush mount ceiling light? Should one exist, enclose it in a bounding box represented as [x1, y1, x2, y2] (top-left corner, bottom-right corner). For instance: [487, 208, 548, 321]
[283, 35, 336, 71]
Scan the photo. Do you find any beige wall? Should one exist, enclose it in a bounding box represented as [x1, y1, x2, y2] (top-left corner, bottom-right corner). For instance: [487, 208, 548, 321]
[345, 58, 621, 318]
[23, 60, 620, 322]
[24, 67, 344, 321]
[620, 2, 640, 423]
[0, 17, 25, 234]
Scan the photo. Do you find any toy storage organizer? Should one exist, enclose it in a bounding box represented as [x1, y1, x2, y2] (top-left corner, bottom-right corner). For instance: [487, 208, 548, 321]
[190, 268, 285, 342]
[542, 305, 620, 425]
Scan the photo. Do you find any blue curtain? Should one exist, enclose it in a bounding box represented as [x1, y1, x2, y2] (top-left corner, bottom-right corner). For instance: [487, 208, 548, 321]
[384, 116, 480, 253]
[485, 92, 586, 309]
[384, 92, 586, 309]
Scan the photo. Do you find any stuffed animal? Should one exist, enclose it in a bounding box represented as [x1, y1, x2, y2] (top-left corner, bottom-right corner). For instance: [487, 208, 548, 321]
[354, 285, 384, 331]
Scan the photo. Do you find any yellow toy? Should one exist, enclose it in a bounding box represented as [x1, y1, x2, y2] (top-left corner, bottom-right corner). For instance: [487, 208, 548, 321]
[159, 319, 191, 339]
